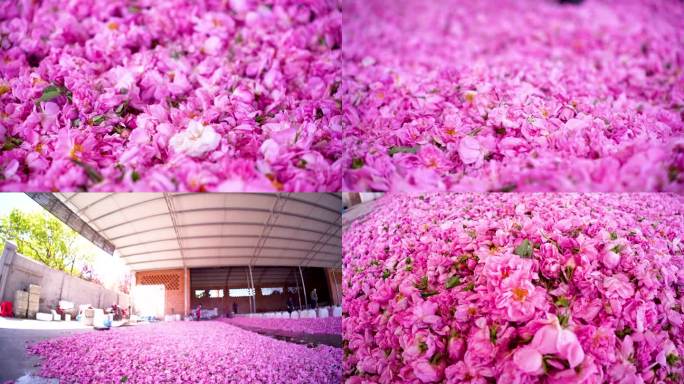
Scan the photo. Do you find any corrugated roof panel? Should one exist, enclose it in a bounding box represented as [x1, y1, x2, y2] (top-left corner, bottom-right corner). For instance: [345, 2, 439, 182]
[48, 193, 341, 271]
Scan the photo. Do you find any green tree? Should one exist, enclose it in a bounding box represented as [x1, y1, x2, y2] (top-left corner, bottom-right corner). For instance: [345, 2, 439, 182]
[0, 209, 91, 275]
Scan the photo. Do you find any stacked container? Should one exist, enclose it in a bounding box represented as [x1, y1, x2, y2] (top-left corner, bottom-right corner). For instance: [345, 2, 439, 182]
[13, 290, 28, 318]
[27, 284, 40, 319]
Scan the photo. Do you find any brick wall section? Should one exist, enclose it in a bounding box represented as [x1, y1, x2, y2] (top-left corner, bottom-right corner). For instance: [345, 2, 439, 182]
[135, 269, 185, 316]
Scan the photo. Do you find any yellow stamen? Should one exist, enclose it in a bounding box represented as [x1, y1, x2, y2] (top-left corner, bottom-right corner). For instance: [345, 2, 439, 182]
[464, 90, 477, 103]
[266, 174, 284, 191]
[107, 22, 119, 31]
[69, 144, 83, 160]
[512, 287, 529, 302]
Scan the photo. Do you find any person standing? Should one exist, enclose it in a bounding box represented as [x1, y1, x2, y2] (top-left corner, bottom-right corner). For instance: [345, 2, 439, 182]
[195, 304, 202, 321]
[286, 297, 294, 314]
[232, 302, 238, 315]
[310, 289, 318, 309]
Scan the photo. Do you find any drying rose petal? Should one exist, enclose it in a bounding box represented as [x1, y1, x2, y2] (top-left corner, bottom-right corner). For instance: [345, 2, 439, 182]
[513, 346, 543, 374]
[458, 136, 483, 166]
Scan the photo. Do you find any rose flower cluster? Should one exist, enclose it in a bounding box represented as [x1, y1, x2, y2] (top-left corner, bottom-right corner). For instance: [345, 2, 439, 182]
[341, 0, 684, 192]
[0, 0, 341, 191]
[343, 193, 684, 383]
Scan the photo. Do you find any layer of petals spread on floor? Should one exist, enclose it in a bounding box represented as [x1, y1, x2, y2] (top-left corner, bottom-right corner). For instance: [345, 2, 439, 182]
[341, 0, 684, 191]
[343, 193, 684, 383]
[0, 0, 342, 191]
[27, 321, 342, 383]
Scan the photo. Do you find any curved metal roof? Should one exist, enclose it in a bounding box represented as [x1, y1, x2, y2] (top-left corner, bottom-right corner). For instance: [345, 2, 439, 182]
[46, 193, 342, 271]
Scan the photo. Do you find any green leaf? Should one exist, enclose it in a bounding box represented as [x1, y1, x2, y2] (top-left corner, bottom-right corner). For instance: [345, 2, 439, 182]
[666, 353, 679, 366]
[463, 282, 475, 292]
[445, 275, 461, 289]
[382, 269, 391, 279]
[609, 231, 618, 240]
[120, 376, 129, 383]
[39, 85, 62, 102]
[91, 115, 106, 126]
[71, 159, 103, 183]
[514, 239, 533, 258]
[2, 136, 23, 151]
[421, 290, 439, 298]
[351, 158, 364, 169]
[71, 118, 81, 127]
[131, 171, 140, 182]
[418, 341, 428, 353]
[415, 276, 428, 291]
[615, 326, 633, 340]
[558, 313, 569, 328]
[388, 146, 418, 156]
[429, 352, 443, 365]
[554, 296, 570, 308]
[489, 325, 498, 344]
[254, 114, 266, 125]
[115, 101, 129, 116]
[610, 244, 623, 254]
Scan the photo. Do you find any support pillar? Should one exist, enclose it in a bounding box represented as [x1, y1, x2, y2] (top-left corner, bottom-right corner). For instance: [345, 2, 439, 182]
[248, 265, 256, 313]
[184, 267, 189, 317]
[299, 266, 308, 309]
[331, 269, 342, 306]
[294, 267, 302, 310]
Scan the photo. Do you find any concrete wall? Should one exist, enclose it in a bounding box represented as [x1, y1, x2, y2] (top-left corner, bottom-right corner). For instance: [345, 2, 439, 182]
[0, 242, 129, 315]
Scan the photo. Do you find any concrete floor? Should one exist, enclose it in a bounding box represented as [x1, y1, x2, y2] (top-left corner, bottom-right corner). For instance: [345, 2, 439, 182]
[0, 319, 92, 382]
[342, 199, 382, 229]
[230, 323, 342, 348]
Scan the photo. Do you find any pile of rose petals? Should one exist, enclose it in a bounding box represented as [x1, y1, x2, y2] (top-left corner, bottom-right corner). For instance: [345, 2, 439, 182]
[343, 193, 684, 383]
[28, 321, 342, 383]
[341, 0, 684, 192]
[222, 316, 341, 335]
[0, 0, 342, 191]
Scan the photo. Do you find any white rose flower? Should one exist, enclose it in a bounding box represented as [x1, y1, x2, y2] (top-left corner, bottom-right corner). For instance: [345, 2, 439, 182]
[169, 120, 221, 157]
[203, 36, 223, 55]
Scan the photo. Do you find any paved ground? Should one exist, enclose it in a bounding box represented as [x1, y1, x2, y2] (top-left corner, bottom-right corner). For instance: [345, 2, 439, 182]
[0, 319, 92, 382]
[342, 199, 382, 229]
